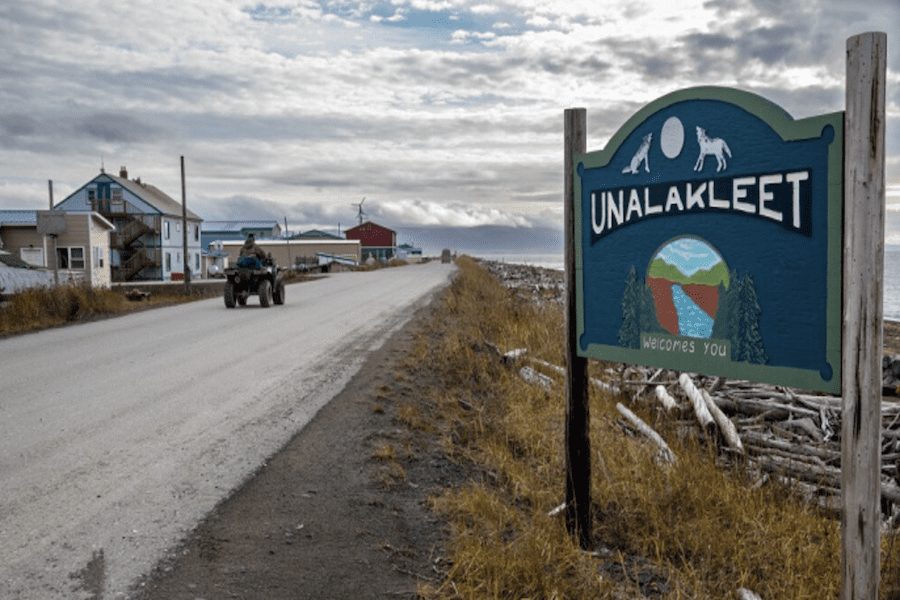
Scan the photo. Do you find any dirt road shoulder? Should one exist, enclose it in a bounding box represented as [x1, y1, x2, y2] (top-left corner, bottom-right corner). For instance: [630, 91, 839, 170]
[129, 301, 471, 600]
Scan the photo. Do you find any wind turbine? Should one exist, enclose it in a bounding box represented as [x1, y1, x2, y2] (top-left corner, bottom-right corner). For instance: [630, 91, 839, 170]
[352, 197, 366, 225]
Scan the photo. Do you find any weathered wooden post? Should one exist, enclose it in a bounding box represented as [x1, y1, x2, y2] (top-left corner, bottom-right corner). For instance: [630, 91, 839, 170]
[564, 107, 591, 548]
[841, 31, 886, 600]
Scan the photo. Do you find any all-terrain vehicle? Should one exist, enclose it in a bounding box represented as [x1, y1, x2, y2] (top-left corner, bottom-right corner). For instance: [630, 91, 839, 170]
[224, 256, 286, 308]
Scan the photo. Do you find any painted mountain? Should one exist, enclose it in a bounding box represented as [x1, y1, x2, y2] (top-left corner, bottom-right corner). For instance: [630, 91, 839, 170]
[645, 237, 729, 338]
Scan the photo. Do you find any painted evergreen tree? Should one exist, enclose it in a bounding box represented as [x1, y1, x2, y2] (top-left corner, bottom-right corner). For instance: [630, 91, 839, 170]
[618, 266, 641, 349]
[639, 281, 663, 335]
[711, 270, 740, 343]
[733, 273, 768, 364]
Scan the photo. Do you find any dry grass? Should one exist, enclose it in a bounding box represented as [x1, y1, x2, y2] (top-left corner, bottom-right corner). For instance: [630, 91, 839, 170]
[373, 442, 409, 488]
[407, 255, 900, 599]
[0, 283, 220, 337]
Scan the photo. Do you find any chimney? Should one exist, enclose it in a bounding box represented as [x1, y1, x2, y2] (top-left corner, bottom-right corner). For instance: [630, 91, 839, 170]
[119, 166, 128, 178]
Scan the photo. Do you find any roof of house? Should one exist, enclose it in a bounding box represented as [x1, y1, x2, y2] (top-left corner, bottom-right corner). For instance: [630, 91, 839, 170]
[0, 210, 39, 226]
[292, 229, 342, 240]
[103, 173, 202, 221]
[202, 220, 281, 234]
[0, 209, 116, 230]
[344, 221, 396, 234]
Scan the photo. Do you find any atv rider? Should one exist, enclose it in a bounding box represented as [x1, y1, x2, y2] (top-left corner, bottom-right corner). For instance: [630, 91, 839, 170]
[237, 233, 267, 268]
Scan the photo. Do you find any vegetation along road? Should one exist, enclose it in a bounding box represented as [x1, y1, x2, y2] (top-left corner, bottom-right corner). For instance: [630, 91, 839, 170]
[0, 261, 455, 599]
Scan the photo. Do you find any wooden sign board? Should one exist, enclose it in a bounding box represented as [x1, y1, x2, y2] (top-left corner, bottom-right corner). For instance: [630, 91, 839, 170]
[574, 87, 843, 393]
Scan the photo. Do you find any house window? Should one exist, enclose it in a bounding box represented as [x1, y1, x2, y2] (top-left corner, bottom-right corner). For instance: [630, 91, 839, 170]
[87, 188, 97, 207]
[93, 247, 105, 268]
[195, 253, 200, 271]
[111, 187, 123, 208]
[194, 225, 199, 241]
[165, 252, 172, 272]
[57, 247, 85, 270]
[164, 221, 170, 240]
[176, 222, 181, 232]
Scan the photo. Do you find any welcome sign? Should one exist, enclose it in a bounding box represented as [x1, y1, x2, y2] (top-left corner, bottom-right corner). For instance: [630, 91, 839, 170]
[574, 87, 843, 392]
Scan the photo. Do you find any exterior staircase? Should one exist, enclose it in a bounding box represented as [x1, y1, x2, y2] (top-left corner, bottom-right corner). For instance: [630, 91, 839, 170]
[109, 214, 160, 281]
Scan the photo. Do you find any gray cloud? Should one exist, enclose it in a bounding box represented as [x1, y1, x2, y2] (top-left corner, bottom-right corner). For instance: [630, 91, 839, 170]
[0, 114, 38, 137]
[75, 113, 168, 144]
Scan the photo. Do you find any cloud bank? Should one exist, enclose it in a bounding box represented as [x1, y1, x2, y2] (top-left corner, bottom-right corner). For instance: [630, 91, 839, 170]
[0, 0, 896, 245]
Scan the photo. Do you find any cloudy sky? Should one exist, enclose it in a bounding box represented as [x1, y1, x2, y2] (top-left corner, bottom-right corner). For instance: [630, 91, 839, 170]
[1, 0, 898, 254]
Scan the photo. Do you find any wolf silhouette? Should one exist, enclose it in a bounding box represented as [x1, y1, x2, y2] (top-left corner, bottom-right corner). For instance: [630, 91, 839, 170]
[622, 133, 652, 174]
[694, 127, 731, 173]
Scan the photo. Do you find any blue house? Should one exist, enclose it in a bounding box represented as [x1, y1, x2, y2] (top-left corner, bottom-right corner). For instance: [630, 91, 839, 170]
[54, 166, 203, 281]
[200, 220, 282, 250]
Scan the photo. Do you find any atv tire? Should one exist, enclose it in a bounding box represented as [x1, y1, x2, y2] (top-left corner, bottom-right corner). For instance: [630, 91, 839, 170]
[273, 281, 286, 305]
[259, 279, 272, 308]
[224, 282, 236, 308]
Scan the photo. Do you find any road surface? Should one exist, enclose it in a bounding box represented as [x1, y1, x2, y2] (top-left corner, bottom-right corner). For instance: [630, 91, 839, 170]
[0, 262, 455, 599]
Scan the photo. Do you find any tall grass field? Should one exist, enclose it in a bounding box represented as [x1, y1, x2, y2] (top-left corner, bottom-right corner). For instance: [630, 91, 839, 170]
[405, 256, 900, 599]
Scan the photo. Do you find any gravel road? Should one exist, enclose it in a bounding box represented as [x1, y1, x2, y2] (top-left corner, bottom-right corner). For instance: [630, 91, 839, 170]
[0, 262, 455, 599]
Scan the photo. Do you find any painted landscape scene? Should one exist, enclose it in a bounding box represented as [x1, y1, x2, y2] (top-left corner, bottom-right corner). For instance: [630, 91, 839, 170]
[646, 237, 729, 338]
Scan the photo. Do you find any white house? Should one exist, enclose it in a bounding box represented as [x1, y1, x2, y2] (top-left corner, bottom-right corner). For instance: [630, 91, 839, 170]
[0, 209, 115, 287]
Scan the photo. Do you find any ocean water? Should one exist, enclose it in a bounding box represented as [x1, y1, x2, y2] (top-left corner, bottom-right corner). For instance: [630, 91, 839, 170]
[474, 252, 564, 271]
[478, 248, 900, 323]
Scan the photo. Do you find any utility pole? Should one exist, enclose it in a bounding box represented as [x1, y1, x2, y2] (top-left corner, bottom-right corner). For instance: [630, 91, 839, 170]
[284, 216, 292, 271]
[181, 156, 190, 294]
[49, 179, 58, 286]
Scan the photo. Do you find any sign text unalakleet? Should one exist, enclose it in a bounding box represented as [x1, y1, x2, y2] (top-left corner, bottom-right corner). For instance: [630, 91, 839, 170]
[591, 169, 811, 240]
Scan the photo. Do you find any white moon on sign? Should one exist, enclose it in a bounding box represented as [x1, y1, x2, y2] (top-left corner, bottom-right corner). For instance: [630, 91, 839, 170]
[660, 116, 684, 159]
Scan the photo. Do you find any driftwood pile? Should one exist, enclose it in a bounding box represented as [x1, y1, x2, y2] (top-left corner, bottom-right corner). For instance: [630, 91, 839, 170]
[480, 259, 900, 522]
[884, 354, 900, 393]
[612, 366, 900, 519]
[513, 351, 900, 522]
[478, 259, 564, 306]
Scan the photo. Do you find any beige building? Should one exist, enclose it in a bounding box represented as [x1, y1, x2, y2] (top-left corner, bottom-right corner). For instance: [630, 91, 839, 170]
[0, 210, 116, 287]
[216, 238, 361, 269]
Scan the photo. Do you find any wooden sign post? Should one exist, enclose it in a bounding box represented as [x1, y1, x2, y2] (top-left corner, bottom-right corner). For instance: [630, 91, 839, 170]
[841, 31, 886, 600]
[564, 108, 591, 548]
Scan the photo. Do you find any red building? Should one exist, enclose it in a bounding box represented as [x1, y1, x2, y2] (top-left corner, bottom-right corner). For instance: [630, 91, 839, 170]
[344, 221, 397, 262]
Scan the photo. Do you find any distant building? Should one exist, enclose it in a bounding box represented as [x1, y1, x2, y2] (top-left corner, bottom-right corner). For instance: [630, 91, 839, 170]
[344, 221, 397, 262]
[292, 229, 342, 240]
[200, 220, 282, 249]
[213, 238, 361, 269]
[54, 166, 203, 282]
[396, 243, 423, 263]
[0, 209, 115, 287]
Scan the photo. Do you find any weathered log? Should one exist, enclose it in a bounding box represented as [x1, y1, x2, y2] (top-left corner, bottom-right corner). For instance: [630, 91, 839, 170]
[655, 385, 677, 411]
[616, 402, 676, 464]
[678, 374, 714, 429]
[701, 388, 744, 454]
[520, 366, 554, 389]
[530, 358, 622, 395]
[742, 431, 840, 463]
[751, 454, 900, 505]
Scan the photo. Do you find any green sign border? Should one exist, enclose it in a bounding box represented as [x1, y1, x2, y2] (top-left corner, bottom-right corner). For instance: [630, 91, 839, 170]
[574, 86, 844, 393]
